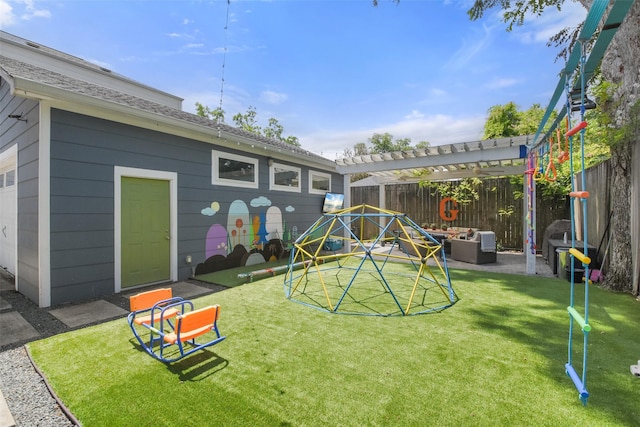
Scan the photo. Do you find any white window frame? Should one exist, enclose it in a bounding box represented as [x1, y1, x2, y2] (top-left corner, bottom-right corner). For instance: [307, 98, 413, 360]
[212, 150, 259, 189]
[309, 170, 332, 194]
[269, 162, 301, 193]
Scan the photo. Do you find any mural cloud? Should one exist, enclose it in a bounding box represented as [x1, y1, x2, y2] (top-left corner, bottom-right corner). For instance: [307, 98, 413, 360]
[201, 201, 220, 216]
[251, 196, 272, 207]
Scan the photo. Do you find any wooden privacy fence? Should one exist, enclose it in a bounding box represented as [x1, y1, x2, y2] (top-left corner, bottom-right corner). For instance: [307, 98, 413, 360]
[575, 160, 612, 258]
[351, 178, 569, 251]
[576, 150, 639, 295]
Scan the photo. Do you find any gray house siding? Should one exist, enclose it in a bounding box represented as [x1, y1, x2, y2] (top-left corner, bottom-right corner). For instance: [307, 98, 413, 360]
[48, 108, 341, 305]
[1, 78, 40, 302]
[17, 119, 42, 304]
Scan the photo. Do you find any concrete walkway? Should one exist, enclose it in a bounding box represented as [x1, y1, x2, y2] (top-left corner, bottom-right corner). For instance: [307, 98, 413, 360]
[441, 251, 555, 277]
[371, 246, 556, 278]
[0, 277, 222, 351]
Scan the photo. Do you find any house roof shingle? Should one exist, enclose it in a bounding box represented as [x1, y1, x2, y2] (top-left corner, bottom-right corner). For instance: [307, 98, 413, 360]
[0, 40, 333, 166]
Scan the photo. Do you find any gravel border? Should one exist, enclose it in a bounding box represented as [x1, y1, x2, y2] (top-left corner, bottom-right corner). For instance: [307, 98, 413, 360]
[0, 347, 74, 426]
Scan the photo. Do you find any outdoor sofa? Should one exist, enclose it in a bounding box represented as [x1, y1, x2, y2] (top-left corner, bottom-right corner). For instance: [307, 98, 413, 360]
[450, 231, 497, 264]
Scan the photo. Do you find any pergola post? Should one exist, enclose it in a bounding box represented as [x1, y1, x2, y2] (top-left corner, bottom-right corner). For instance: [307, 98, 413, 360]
[379, 183, 386, 231]
[343, 174, 352, 253]
[343, 174, 351, 209]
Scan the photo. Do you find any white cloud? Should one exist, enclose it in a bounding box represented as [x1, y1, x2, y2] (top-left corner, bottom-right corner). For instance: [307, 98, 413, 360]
[512, 1, 587, 44]
[444, 23, 495, 71]
[260, 90, 287, 105]
[24, 7, 48, 19]
[180, 84, 248, 118]
[484, 78, 519, 89]
[119, 55, 141, 63]
[1, 0, 50, 26]
[19, 0, 50, 20]
[414, 87, 450, 109]
[299, 113, 486, 160]
[382, 114, 486, 145]
[0, 0, 15, 27]
[404, 110, 424, 120]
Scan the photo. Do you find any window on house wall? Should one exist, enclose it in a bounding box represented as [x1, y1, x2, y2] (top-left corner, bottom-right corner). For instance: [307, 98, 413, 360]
[212, 151, 259, 189]
[5, 170, 14, 186]
[309, 170, 331, 194]
[0, 173, 4, 189]
[270, 162, 301, 192]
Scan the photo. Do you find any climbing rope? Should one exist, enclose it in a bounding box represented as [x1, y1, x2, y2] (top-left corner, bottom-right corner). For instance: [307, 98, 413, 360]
[544, 141, 557, 182]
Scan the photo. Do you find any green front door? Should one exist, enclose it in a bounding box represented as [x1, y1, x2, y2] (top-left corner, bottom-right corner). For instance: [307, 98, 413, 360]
[121, 177, 170, 288]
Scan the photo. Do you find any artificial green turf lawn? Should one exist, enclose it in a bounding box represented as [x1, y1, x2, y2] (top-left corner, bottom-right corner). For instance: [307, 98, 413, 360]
[28, 267, 640, 426]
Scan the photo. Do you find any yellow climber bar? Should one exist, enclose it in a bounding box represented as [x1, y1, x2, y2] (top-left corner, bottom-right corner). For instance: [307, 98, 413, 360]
[569, 247, 591, 266]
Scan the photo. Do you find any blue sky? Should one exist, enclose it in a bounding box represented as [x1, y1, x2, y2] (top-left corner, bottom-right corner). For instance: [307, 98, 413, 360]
[1, 0, 586, 159]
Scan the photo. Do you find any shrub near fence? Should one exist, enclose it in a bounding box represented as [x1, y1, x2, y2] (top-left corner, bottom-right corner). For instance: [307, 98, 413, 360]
[351, 178, 569, 251]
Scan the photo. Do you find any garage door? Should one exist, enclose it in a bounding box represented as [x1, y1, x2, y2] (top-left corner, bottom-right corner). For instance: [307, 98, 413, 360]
[0, 146, 17, 276]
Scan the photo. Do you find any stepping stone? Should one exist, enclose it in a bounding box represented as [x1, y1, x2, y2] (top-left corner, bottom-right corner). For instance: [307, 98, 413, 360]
[50, 300, 128, 328]
[122, 282, 211, 305]
[0, 296, 11, 312]
[0, 311, 40, 347]
[168, 282, 211, 300]
[0, 388, 16, 427]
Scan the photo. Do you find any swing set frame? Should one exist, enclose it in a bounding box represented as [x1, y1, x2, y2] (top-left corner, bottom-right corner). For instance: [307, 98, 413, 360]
[526, 0, 635, 406]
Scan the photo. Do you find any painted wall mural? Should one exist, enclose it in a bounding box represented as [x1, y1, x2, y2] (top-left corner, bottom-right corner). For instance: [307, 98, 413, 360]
[265, 206, 283, 241]
[205, 224, 228, 258]
[196, 196, 297, 276]
[227, 200, 252, 249]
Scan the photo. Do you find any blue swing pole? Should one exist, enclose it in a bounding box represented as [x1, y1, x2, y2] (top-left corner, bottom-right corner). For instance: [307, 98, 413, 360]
[564, 70, 577, 369]
[578, 39, 592, 405]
